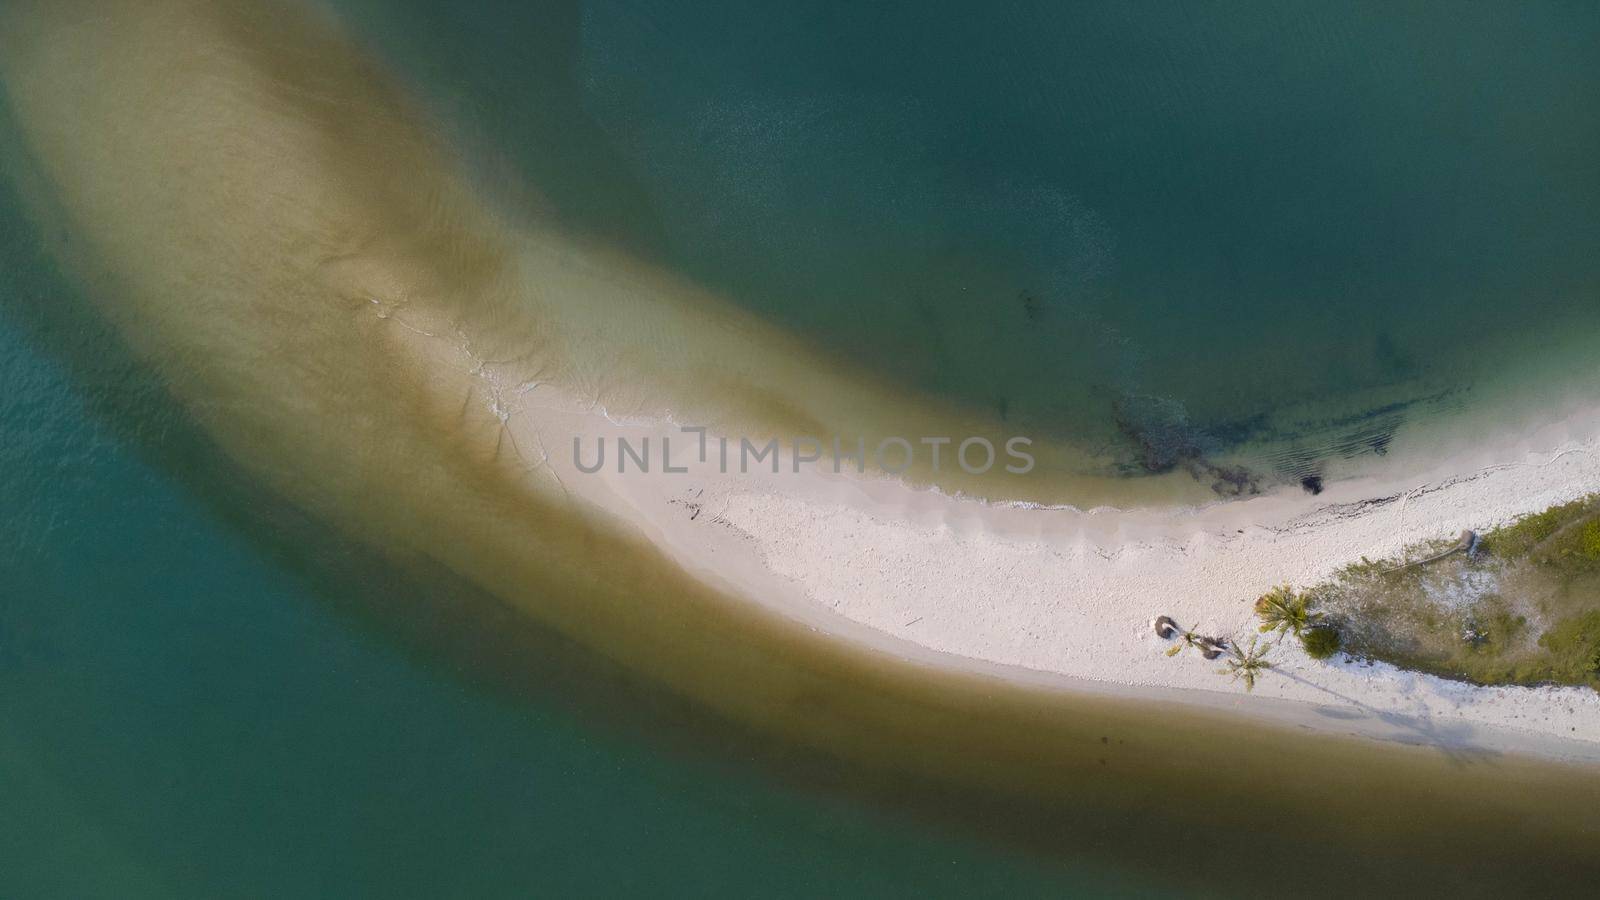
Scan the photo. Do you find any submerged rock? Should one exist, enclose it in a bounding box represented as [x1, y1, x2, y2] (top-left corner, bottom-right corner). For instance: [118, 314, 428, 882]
[1113, 393, 1262, 496]
[1113, 394, 1202, 474]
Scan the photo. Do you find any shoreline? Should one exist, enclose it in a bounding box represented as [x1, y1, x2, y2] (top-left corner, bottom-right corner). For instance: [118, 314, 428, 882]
[522, 386, 1600, 765]
[6, 0, 1595, 767]
[9, 4, 1600, 886]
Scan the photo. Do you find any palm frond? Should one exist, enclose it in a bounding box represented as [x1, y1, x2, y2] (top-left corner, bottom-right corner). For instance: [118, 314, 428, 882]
[1253, 585, 1322, 637]
[1218, 635, 1275, 691]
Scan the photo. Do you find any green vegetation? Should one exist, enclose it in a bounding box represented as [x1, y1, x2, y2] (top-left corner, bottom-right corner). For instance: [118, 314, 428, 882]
[1287, 494, 1600, 689]
[1537, 611, 1600, 683]
[1250, 584, 1343, 660]
[1165, 623, 1222, 659]
[1480, 495, 1600, 559]
[1300, 626, 1342, 660]
[1532, 517, 1600, 570]
[1218, 636, 1274, 691]
[1254, 584, 1319, 637]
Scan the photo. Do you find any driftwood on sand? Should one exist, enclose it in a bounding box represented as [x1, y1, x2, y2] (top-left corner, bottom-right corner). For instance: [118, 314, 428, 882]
[1380, 529, 1479, 575]
[1153, 616, 1227, 659]
[1153, 616, 1180, 639]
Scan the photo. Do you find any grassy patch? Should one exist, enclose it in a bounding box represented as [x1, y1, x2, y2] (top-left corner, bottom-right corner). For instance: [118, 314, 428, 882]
[1482, 495, 1600, 561]
[1537, 610, 1600, 684]
[1533, 518, 1600, 570]
[1289, 494, 1600, 690]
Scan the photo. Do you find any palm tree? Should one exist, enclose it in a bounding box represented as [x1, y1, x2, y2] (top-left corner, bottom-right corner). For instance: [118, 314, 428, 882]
[1254, 585, 1320, 637]
[1219, 635, 1274, 691]
[1166, 624, 1226, 659]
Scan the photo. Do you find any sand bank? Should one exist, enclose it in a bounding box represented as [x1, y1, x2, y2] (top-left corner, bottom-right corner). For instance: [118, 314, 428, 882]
[510, 378, 1600, 763]
[7, 2, 1600, 887]
[6, 0, 1596, 764]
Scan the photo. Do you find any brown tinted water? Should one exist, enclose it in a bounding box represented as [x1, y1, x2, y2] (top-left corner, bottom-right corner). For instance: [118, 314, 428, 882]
[3, 2, 1597, 895]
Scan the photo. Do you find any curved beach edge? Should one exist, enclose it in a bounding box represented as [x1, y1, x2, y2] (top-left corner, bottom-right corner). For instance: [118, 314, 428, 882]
[7, 9, 1600, 891]
[533, 382, 1600, 765]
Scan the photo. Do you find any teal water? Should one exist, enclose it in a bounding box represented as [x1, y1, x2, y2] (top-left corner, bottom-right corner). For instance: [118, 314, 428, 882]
[344, 0, 1600, 482]
[4, 2, 1600, 895]
[0, 258, 1150, 896]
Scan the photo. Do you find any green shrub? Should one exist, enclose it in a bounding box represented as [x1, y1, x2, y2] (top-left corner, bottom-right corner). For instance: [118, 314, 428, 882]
[1286, 497, 1600, 688]
[1463, 599, 1525, 657]
[1537, 611, 1600, 683]
[1300, 626, 1342, 660]
[1485, 495, 1598, 559]
[1537, 518, 1600, 570]
[1579, 521, 1600, 561]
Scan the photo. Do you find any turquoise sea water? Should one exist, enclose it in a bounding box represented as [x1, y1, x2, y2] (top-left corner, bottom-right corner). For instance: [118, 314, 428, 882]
[344, 0, 1600, 483]
[4, 1, 1600, 895]
[0, 257, 1146, 896]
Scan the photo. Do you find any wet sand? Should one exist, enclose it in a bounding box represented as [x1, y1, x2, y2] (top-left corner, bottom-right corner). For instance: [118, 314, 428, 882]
[4, 1, 1600, 892]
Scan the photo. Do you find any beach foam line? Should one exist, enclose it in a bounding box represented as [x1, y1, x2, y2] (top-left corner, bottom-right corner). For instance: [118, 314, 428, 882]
[5, 0, 1600, 888]
[524, 382, 1600, 758]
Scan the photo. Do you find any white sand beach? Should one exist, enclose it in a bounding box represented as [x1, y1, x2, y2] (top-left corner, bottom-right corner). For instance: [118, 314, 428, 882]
[7, 0, 1598, 778]
[502, 379, 1600, 764]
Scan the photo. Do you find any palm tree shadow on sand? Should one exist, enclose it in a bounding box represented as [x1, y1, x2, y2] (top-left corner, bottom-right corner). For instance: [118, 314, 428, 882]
[1275, 667, 1502, 767]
